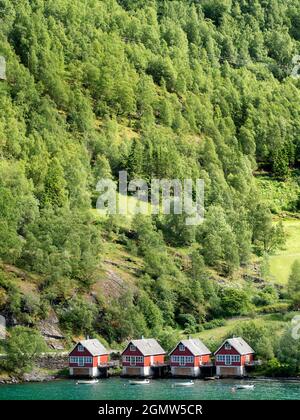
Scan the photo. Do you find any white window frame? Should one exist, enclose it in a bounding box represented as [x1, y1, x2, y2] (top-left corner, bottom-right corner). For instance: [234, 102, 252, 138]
[78, 345, 84, 352]
[224, 343, 231, 350]
[136, 356, 143, 363]
[85, 357, 92, 364]
[130, 345, 136, 352]
[179, 356, 185, 366]
[216, 354, 225, 362]
[179, 344, 185, 352]
[225, 355, 231, 365]
[78, 356, 84, 366]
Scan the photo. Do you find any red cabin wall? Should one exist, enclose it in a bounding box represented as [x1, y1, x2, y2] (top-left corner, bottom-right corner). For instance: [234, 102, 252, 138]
[69, 344, 109, 367]
[122, 346, 145, 367]
[171, 346, 194, 357]
[153, 354, 165, 365]
[122, 346, 143, 357]
[70, 345, 92, 357]
[122, 344, 165, 366]
[170, 344, 211, 367]
[200, 354, 211, 365]
[170, 345, 194, 367]
[100, 354, 109, 365]
[215, 344, 253, 366]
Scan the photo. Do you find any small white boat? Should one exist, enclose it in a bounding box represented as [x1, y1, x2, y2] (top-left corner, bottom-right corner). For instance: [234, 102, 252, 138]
[173, 380, 194, 387]
[129, 379, 150, 385]
[76, 379, 99, 385]
[235, 384, 255, 390]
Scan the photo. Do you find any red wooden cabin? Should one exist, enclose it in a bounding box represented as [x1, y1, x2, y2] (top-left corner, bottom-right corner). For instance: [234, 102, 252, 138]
[69, 339, 109, 377]
[169, 338, 212, 377]
[122, 338, 166, 377]
[214, 337, 254, 377]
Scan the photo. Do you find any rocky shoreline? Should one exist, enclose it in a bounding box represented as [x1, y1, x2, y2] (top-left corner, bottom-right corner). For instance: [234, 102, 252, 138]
[1, 372, 300, 385]
[0, 369, 62, 385]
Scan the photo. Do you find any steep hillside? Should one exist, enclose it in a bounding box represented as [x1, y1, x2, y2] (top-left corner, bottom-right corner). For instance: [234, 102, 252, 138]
[1, 0, 300, 358]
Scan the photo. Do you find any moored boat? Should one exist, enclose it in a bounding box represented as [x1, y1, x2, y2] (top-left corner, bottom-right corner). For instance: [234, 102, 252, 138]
[129, 379, 150, 385]
[76, 379, 99, 385]
[173, 380, 194, 387]
[235, 384, 255, 390]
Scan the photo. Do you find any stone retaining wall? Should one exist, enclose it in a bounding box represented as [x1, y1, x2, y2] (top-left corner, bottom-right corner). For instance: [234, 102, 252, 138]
[35, 354, 68, 370]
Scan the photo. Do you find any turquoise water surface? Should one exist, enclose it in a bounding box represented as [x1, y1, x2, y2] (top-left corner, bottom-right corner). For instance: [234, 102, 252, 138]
[0, 378, 299, 400]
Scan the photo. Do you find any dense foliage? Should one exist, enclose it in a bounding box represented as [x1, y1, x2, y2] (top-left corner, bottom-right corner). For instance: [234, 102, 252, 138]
[0, 0, 300, 358]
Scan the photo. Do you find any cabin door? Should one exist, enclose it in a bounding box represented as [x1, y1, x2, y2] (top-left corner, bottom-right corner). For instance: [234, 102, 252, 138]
[78, 357, 84, 367]
[225, 355, 231, 365]
[179, 356, 185, 366]
[130, 357, 136, 366]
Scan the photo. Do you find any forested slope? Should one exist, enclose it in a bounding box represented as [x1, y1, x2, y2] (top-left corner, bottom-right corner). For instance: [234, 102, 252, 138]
[1, 0, 300, 350]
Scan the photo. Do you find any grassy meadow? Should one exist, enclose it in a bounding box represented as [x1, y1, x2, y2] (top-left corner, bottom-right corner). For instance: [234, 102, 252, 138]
[269, 219, 300, 284]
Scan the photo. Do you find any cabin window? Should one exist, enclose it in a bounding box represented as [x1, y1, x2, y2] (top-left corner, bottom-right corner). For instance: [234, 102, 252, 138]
[129, 356, 143, 365]
[216, 355, 225, 362]
[130, 345, 136, 352]
[78, 345, 84, 352]
[123, 356, 130, 362]
[179, 344, 185, 352]
[231, 355, 240, 363]
[186, 356, 193, 363]
[225, 343, 231, 350]
[225, 355, 231, 365]
[70, 357, 77, 363]
[85, 357, 92, 364]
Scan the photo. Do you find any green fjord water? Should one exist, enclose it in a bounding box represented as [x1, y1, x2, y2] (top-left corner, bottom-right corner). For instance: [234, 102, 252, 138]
[0, 378, 299, 400]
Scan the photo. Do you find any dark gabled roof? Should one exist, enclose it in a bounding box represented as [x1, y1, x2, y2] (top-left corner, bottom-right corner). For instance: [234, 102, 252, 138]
[69, 339, 108, 356]
[214, 337, 255, 356]
[170, 339, 211, 356]
[123, 338, 166, 356]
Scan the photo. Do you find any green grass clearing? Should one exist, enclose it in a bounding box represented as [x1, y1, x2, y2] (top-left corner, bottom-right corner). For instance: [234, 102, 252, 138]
[269, 219, 300, 284]
[192, 314, 288, 349]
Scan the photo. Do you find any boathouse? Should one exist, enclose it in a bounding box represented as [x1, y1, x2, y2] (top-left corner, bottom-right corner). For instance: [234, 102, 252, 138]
[121, 338, 166, 377]
[214, 337, 254, 377]
[169, 338, 211, 377]
[69, 339, 109, 377]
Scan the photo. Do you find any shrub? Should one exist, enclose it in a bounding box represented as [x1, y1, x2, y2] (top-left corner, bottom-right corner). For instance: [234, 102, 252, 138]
[5, 326, 47, 373]
[58, 297, 97, 335]
[203, 318, 226, 330]
[255, 302, 291, 314]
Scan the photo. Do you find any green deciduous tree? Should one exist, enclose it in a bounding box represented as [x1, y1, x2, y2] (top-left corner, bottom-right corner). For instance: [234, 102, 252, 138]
[6, 326, 47, 373]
